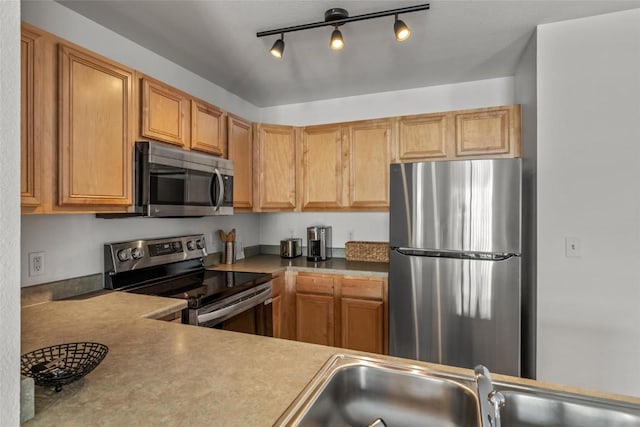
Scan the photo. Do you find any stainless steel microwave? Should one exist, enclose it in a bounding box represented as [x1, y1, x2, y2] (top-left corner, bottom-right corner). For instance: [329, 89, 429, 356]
[133, 141, 233, 217]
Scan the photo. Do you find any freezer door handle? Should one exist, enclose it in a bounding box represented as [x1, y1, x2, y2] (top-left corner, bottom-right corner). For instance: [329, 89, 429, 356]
[393, 247, 518, 261]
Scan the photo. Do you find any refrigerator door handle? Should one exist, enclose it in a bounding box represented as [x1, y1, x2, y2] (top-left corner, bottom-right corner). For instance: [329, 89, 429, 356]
[393, 247, 518, 261]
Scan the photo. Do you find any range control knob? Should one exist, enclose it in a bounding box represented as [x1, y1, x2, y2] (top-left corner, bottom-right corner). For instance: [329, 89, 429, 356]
[117, 249, 130, 262]
[131, 247, 143, 259]
[172, 241, 182, 250]
[196, 239, 204, 249]
[186, 240, 196, 251]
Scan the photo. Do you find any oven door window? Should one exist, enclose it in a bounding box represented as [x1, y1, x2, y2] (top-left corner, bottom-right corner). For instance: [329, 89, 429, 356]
[149, 163, 214, 206]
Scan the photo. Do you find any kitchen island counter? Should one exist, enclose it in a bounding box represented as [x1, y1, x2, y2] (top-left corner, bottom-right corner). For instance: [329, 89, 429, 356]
[208, 254, 388, 277]
[21, 291, 338, 426]
[22, 291, 640, 426]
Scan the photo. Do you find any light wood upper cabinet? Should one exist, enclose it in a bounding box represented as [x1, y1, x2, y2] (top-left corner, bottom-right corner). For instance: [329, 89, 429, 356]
[397, 113, 450, 161]
[301, 124, 345, 210]
[454, 105, 521, 158]
[21, 26, 43, 207]
[227, 114, 253, 210]
[58, 44, 133, 206]
[254, 123, 297, 211]
[345, 120, 392, 209]
[191, 100, 225, 156]
[141, 78, 189, 147]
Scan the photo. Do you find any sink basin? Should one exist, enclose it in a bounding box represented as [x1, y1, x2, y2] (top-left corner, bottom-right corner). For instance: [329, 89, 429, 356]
[275, 354, 480, 426]
[496, 387, 640, 427]
[275, 354, 640, 427]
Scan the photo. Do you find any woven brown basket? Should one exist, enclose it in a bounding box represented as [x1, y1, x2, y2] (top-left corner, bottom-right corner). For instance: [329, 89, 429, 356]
[345, 241, 389, 263]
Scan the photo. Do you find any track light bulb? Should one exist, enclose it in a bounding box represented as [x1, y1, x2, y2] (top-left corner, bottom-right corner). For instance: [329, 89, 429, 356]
[330, 27, 344, 50]
[394, 16, 411, 41]
[270, 35, 285, 58]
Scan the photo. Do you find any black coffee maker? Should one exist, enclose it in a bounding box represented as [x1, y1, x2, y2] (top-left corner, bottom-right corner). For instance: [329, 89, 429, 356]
[306, 226, 332, 261]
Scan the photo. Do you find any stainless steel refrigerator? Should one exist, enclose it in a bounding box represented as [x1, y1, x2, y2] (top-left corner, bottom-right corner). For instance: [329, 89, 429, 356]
[389, 158, 523, 376]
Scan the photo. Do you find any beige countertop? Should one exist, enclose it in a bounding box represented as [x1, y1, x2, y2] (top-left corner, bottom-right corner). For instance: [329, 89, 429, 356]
[208, 254, 388, 277]
[22, 290, 640, 426]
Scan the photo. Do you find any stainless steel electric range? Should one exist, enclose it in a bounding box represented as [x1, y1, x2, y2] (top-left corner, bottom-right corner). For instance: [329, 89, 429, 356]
[104, 234, 273, 336]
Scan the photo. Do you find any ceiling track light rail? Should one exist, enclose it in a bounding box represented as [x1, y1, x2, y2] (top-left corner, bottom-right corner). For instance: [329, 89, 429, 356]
[258, 3, 429, 58]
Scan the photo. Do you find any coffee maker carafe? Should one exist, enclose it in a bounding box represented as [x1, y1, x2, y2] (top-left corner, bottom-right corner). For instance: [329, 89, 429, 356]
[307, 226, 332, 261]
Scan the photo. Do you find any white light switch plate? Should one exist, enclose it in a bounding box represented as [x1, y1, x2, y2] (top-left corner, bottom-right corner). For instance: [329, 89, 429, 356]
[565, 237, 581, 257]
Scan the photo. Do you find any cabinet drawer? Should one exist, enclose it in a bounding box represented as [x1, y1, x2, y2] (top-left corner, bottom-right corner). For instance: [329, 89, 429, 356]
[296, 274, 334, 295]
[341, 277, 384, 299]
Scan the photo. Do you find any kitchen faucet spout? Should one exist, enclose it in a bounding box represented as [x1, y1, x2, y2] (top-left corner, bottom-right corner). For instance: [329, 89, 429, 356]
[474, 365, 506, 427]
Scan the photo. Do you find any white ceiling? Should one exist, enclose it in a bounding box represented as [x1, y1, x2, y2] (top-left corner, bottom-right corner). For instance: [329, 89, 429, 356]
[56, 0, 640, 107]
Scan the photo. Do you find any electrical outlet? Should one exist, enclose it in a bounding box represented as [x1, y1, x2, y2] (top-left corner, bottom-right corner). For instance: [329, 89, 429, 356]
[28, 252, 45, 276]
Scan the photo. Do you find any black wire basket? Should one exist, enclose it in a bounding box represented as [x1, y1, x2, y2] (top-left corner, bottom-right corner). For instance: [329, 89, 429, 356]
[21, 342, 109, 392]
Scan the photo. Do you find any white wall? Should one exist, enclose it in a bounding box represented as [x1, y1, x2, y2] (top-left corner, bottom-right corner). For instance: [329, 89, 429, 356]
[21, 0, 259, 121]
[21, 213, 260, 287]
[259, 212, 389, 247]
[536, 9, 640, 396]
[1, 0, 22, 423]
[260, 76, 514, 126]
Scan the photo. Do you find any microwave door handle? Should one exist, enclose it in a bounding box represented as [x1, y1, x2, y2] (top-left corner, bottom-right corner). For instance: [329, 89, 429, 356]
[213, 168, 224, 212]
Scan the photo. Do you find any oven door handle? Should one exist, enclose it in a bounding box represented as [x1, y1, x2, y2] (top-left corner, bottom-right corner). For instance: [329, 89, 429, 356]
[213, 168, 224, 212]
[197, 286, 271, 325]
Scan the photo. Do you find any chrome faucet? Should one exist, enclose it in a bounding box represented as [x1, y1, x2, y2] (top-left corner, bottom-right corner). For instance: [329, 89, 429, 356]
[474, 365, 506, 427]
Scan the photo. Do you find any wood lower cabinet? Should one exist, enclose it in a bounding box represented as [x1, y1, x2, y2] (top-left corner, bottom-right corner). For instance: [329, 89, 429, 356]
[227, 114, 253, 210]
[292, 272, 387, 354]
[341, 298, 384, 353]
[254, 123, 297, 211]
[191, 99, 225, 156]
[295, 293, 335, 346]
[271, 273, 285, 338]
[21, 26, 43, 207]
[58, 43, 134, 206]
[141, 77, 189, 147]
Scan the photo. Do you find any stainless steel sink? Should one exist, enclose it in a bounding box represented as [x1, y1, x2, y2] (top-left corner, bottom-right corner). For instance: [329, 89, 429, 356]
[496, 386, 640, 427]
[275, 354, 640, 427]
[274, 354, 480, 426]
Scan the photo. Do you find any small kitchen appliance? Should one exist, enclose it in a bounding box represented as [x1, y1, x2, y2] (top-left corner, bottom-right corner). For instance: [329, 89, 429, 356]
[104, 235, 272, 335]
[306, 226, 332, 261]
[280, 238, 302, 258]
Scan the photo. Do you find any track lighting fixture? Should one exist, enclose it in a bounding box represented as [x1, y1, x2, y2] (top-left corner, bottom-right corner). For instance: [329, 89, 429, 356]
[257, 3, 429, 58]
[394, 15, 411, 41]
[270, 34, 285, 58]
[330, 26, 344, 50]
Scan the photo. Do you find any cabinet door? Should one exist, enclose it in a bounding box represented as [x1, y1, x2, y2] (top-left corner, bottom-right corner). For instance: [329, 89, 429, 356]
[191, 99, 225, 156]
[58, 44, 133, 206]
[397, 113, 449, 161]
[345, 120, 391, 209]
[454, 105, 521, 157]
[301, 125, 344, 210]
[295, 293, 335, 346]
[272, 274, 285, 339]
[341, 298, 384, 354]
[141, 78, 188, 147]
[254, 124, 297, 211]
[227, 114, 253, 210]
[21, 27, 42, 206]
